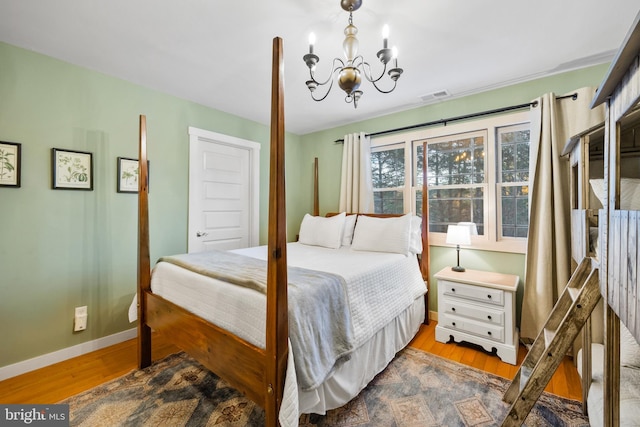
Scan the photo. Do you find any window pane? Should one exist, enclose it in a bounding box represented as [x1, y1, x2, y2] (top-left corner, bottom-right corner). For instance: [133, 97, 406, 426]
[501, 185, 529, 237]
[426, 135, 485, 186]
[416, 144, 424, 185]
[500, 129, 530, 182]
[374, 190, 404, 214]
[428, 187, 484, 235]
[372, 147, 404, 188]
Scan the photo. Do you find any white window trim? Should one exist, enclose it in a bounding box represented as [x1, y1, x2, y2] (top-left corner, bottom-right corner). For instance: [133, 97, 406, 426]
[371, 111, 530, 254]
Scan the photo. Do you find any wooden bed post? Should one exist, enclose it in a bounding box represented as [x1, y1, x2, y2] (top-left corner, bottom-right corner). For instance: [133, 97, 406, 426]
[421, 141, 431, 324]
[313, 157, 319, 216]
[137, 114, 152, 369]
[265, 36, 288, 427]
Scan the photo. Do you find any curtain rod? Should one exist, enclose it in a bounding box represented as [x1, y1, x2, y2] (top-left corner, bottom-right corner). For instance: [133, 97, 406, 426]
[334, 92, 578, 143]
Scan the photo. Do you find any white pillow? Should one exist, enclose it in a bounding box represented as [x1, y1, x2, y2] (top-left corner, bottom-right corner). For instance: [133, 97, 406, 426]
[341, 214, 357, 246]
[620, 321, 640, 369]
[351, 214, 412, 255]
[409, 215, 423, 254]
[298, 212, 346, 249]
[590, 178, 640, 210]
[621, 178, 640, 210]
[590, 179, 605, 206]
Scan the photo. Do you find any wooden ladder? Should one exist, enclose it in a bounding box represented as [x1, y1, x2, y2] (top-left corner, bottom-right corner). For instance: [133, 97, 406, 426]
[501, 257, 600, 426]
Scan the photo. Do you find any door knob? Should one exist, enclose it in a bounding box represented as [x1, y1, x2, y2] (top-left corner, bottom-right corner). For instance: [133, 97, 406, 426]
[196, 231, 208, 237]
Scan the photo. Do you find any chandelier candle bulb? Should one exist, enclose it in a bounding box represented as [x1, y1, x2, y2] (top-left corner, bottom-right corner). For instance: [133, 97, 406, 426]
[309, 32, 316, 54]
[382, 24, 389, 49]
[392, 46, 398, 68]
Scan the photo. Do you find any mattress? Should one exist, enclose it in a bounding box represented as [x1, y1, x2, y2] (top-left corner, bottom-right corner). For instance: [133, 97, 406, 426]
[149, 242, 427, 425]
[578, 343, 640, 427]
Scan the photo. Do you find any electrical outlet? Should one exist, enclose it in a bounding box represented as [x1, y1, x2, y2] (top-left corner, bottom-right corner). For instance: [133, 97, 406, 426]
[74, 306, 87, 332]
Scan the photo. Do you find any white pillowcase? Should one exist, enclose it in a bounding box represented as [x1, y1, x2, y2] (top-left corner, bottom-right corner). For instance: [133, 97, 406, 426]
[298, 212, 346, 249]
[341, 214, 357, 246]
[590, 179, 605, 207]
[409, 215, 423, 254]
[590, 178, 640, 210]
[351, 214, 412, 255]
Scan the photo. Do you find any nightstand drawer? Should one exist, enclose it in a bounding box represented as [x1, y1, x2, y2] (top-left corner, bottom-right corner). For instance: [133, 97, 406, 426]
[442, 299, 504, 326]
[441, 280, 504, 306]
[440, 313, 505, 342]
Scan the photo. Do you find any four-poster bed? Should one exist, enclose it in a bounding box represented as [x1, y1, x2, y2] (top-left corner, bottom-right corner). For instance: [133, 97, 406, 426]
[136, 37, 430, 426]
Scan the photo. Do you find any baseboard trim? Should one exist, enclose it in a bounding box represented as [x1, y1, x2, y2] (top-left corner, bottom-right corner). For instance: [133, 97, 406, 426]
[430, 310, 438, 322]
[0, 328, 137, 381]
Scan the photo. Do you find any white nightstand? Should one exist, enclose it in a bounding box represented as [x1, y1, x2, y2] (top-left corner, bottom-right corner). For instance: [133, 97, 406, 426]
[435, 267, 520, 365]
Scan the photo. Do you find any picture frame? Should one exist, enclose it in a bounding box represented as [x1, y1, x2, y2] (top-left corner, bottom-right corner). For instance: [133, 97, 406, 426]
[117, 157, 149, 193]
[0, 141, 21, 188]
[51, 148, 93, 190]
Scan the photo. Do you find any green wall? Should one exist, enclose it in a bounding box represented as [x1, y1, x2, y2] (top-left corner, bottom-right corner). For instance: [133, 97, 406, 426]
[0, 38, 610, 370]
[299, 63, 610, 321]
[0, 42, 305, 368]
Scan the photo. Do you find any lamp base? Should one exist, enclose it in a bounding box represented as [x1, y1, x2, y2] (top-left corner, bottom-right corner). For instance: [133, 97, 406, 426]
[451, 265, 466, 272]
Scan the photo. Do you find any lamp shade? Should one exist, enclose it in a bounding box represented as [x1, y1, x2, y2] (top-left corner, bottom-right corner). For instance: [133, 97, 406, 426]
[456, 221, 478, 236]
[446, 224, 471, 245]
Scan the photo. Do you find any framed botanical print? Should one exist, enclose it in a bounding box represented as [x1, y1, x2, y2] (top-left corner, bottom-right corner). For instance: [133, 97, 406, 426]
[0, 141, 21, 188]
[52, 148, 93, 190]
[117, 157, 149, 193]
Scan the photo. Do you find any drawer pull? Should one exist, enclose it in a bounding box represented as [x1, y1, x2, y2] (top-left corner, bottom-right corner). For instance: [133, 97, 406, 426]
[451, 307, 456, 312]
[451, 288, 456, 293]
[487, 315, 492, 320]
[452, 322, 456, 327]
[487, 331, 492, 336]
[487, 294, 492, 299]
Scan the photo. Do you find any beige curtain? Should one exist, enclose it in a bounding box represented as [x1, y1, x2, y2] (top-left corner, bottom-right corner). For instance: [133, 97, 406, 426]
[339, 132, 374, 213]
[521, 87, 605, 340]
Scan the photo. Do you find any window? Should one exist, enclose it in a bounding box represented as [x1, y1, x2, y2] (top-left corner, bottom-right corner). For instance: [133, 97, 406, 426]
[497, 124, 530, 238]
[422, 130, 487, 235]
[371, 111, 530, 253]
[371, 143, 405, 214]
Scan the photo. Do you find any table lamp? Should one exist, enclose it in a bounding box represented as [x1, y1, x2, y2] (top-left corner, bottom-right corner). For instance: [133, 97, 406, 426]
[446, 224, 472, 272]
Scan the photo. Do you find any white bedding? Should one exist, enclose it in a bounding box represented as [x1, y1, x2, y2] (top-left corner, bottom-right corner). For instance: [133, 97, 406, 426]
[586, 177, 640, 261]
[148, 242, 427, 426]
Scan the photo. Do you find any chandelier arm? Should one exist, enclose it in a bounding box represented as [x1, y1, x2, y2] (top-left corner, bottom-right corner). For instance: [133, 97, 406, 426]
[309, 58, 346, 87]
[359, 59, 388, 84]
[310, 78, 336, 102]
[368, 78, 398, 94]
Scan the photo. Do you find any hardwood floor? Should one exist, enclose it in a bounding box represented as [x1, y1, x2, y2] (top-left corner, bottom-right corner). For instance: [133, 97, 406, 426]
[0, 320, 582, 404]
[409, 321, 583, 401]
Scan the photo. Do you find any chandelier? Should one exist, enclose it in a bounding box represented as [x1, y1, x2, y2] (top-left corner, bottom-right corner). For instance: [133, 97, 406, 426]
[302, 0, 403, 108]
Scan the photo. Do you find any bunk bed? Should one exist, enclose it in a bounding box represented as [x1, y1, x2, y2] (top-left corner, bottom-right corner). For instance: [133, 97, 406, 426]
[563, 114, 640, 266]
[566, 11, 640, 427]
[136, 38, 430, 427]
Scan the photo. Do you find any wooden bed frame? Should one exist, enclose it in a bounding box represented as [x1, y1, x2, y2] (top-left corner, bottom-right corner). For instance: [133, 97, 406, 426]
[136, 37, 430, 426]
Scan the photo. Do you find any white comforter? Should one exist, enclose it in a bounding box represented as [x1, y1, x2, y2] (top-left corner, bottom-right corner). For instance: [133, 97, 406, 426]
[142, 243, 427, 426]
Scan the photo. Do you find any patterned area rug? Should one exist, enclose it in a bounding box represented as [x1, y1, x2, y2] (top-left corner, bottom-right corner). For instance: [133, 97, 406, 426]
[62, 347, 589, 426]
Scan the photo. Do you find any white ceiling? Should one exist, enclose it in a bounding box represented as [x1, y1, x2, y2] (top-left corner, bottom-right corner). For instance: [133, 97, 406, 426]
[0, 0, 638, 135]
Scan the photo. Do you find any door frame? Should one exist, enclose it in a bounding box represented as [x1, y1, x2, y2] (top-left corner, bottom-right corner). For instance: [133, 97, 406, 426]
[187, 127, 261, 252]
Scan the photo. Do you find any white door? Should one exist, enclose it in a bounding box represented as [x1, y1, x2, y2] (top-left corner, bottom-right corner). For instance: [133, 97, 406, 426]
[188, 127, 260, 253]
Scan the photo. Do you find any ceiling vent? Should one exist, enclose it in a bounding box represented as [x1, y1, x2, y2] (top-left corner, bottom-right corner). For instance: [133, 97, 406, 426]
[420, 90, 450, 102]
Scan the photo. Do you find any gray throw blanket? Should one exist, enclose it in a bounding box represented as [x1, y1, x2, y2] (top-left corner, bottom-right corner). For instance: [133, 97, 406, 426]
[159, 250, 355, 391]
